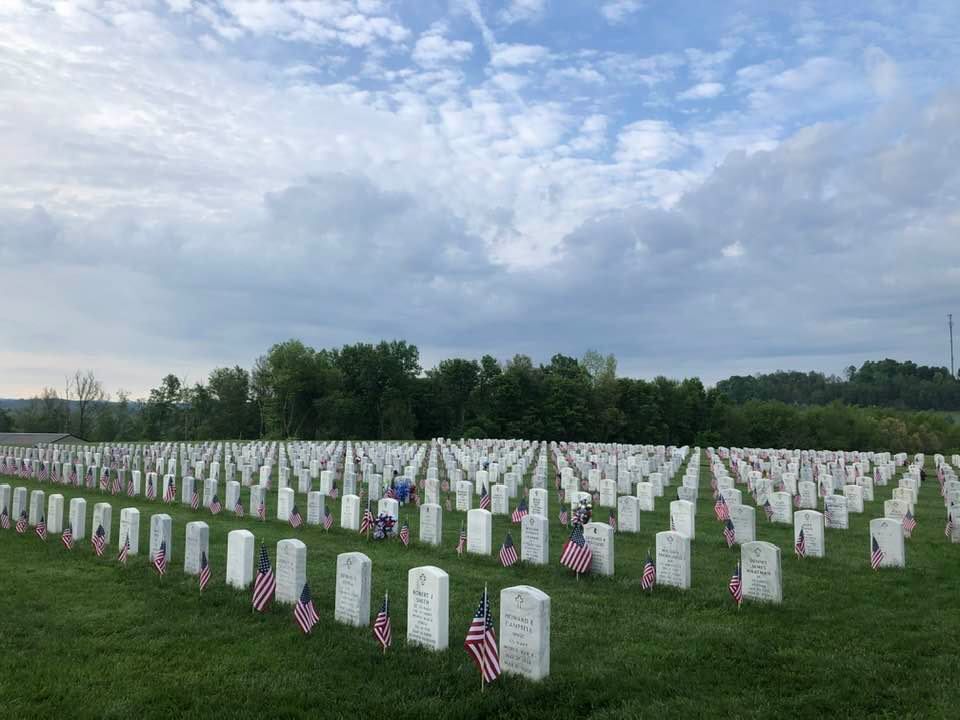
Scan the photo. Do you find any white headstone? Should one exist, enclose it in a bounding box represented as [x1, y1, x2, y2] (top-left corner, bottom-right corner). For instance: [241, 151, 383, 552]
[92, 502, 112, 542]
[377, 497, 399, 535]
[225, 481, 241, 514]
[669, 499, 696, 539]
[341, 495, 361, 531]
[529, 487, 548, 518]
[184, 521, 209, 575]
[499, 585, 551, 681]
[118, 507, 140, 555]
[843, 484, 864, 514]
[149, 513, 172, 562]
[520, 513, 549, 565]
[249, 485, 266, 517]
[419, 503, 443, 546]
[456, 480, 473, 512]
[636, 482, 655, 511]
[467, 508, 492, 555]
[12, 486, 27, 520]
[741, 541, 782, 604]
[47, 493, 64, 534]
[226, 529, 255, 589]
[491, 484, 509, 515]
[277, 487, 294, 521]
[769, 491, 793, 524]
[69, 497, 87, 540]
[598, 479, 617, 508]
[616, 495, 640, 533]
[824, 495, 849, 529]
[275, 539, 308, 604]
[28, 490, 45, 525]
[794, 510, 825, 558]
[406, 566, 449, 651]
[334, 552, 372, 627]
[870, 518, 905, 569]
[655, 530, 691, 589]
[729, 503, 756, 545]
[583, 522, 615, 576]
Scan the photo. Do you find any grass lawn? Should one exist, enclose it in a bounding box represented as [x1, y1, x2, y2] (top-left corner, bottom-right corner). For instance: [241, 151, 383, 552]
[0, 451, 957, 719]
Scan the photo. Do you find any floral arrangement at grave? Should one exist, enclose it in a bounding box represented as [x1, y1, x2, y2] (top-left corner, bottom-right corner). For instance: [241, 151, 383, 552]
[571, 498, 592, 527]
[372, 513, 396, 540]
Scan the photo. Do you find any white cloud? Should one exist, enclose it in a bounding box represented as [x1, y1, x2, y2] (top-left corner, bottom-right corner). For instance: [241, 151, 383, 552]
[498, 0, 547, 25]
[412, 26, 473, 67]
[678, 82, 725, 100]
[601, 0, 644, 24]
[615, 120, 687, 167]
[491, 42, 550, 67]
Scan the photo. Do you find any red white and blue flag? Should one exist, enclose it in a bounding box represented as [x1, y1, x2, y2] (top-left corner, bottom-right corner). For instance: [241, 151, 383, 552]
[294, 582, 319, 634]
[373, 592, 392, 651]
[464, 588, 500, 684]
[252, 543, 276, 612]
[499, 533, 518, 567]
[641, 552, 656, 591]
[560, 523, 592, 575]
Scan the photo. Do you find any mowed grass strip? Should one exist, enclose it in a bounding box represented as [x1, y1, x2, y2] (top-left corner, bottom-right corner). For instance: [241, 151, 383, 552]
[0, 454, 957, 719]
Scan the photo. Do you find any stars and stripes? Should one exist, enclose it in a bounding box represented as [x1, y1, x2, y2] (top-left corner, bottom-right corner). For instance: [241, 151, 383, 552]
[0, 505, 9, 530]
[146, 478, 156, 500]
[252, 543, 276, 612]
[92, 524, 106, 556]
[499, 532, 518, 567]
[15, 510, 28, 535]
[723, 518, 736, 548]
[729, 562, 742, 607]
[191, 485, 200, 510]
[870, 536, 885, 570]
[257, 500, 266, 520]
[946, 513, 955, 538]
[608, 511, 617, 531]
[511, 498, 528, 524]
[479, 485, 491, 511]
[209, 495, 223, 515]
[118, 535, 130, 565]
[111, 473, 122, 496]
[199, 550, 211, 592]
[795, 528, 806, 558]
[329, 484, 339, 500]
[234, 496, 244, 517]
[323, 507, 334, 531]
[464, 588, 500, 684]
[641, 551, 656, 591]
[558, 503, 569, 526]
[126, 476, 136, 496]
[360, 507, 374, 534]
[289, 505, 303, 528]
[100, 468, 110, 491]
[762, 500, 774, 521]
[293, 582, 319, 634]
[35, 514, 47, 541]
[456, 524, 467, 557]
[714, 495, 729, 521]
[153, 540, 167, 575]
[793, 493, 801, 509]
[163, 478, 176, 503]
[373, 592, 392, 652]
[560, 523, 593, 575]
[61, 524, 74, 550]
[903, 510, 917, 538]
[399, 520, 410, 546]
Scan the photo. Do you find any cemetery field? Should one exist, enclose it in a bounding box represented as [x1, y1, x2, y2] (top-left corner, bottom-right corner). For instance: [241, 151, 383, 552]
[1, 455, 958, 719]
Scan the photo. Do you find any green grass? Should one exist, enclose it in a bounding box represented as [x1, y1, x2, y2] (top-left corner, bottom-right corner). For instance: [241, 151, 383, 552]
[1, 453, 957, 719]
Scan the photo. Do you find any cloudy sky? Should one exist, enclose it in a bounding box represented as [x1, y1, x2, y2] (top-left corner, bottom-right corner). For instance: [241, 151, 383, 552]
[2, 0, 959, 399]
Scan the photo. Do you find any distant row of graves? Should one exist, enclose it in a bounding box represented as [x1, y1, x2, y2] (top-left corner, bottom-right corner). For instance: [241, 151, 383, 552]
[1, 439, 957, 684]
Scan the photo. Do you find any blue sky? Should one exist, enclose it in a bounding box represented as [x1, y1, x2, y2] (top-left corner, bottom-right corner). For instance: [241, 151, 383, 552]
[1, 0, 959, 398]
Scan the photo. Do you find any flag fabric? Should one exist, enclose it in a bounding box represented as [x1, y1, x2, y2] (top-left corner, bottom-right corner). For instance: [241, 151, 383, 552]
[499, 533, 518, 567]
[385, 486, 397, 500]
[399, 521, 410, 546]
[199, 551, 211, 592]
[15, 511, 28, 535]
[558, 503, 569, 526]
[209, 495, 223, 515]
[793, 493, 801, 508]
[252, 543, 276, 612]
[723, 519, 736, 547]
[947, 513, 955, 538]
[511, 498, 528, 524]
[870, 536, 885, 570]
[0, 506, 9, 530]
[795, 528, 806, 558]
[323, 506, 334, 530]
[118, 535, 129, 565]
[61, 524, 74, 550]
[714, 495, 728, 521]
[608, 511, 617, 532]
[234, 497, 244, 517]
[373, 593, 392, 651]
[111, 474, 122, 495]
[479, 486, 491, 511]
[903, 510, 917, 538]
[289, 505, 303, 528]
[560, 523, 593, 574]
[729, 562, 743, 607]
[146, 478, 156, 499]
[92, 524, 106, 556]
[100, 469, 109, 491]
[153, 540, 167, 575]
[257, 500, 266, 521]
[329, 484, 339, 500]
[464, 588, 500, 684]
[762, 500, 774, 521]
[445, 497, 452, 512]
[127, 477, 136, 496]
[360, 507, 374, 534]
[35, 514, 47, 541]
[163, 478, 176, 503]
[191, 486, 200, 510]
[294, 582, 319, 634]
[456, 525, 467, 556]
[641, 552, 656, 591]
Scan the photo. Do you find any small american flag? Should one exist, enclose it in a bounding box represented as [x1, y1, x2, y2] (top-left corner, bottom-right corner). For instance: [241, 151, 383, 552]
[199, 550, 211, 592]
[329, 484, 339, 500]
[385, 485, 397, 500]
[511, 498, 528, 524]
[15, 509, 28, 534]
[479, 486, 490, 511]
[560, 523, 593, 575]
[499, 533, 518, 567]
[729, 562, 742, 607]
[608, 511, 617, 532]
[118, 535, 129, 565]
[252, 543, 275, 612]
[946, 513, 955, 538]
[0, 506, 9, 530]
[870, 536, 885, 570]
[399, 521, 410, 546]
[903, 510, 917, 538]
[257, 500, 266, 520]
[61, 524, 74, 550]
[795, 528, 807, 558]
[100, 468, 109, 491]
[92, 524, 106, 556]
[793, 493, 801, 508]
[762, 500, 774, 521]
[154, 540, 167, 575]
[294, 582, 319, 634]
[558, 503, 568, 526]
[191, 486, 200, 510]
[323, 507, 334, 531]
[35, 514, 47, 541]
[234, 497, 244, 517]
[163, 479, 176, 503]
[360, 507, 374, 534]
[373, 592, 392, 652]
[289, 505, 303, 528]
[641, 551, 656, 591]
[464, 588, 500, 684]
[209, 495, 222, 515]
[444, 497, 452, 512]
[111, 474, 122, 495]
[714, 495, 728, 521]
[126, 477, 135, 496]
[456, 524, 466, 556]
[146, 478, 156, 499]
[723, 519, 736, 547]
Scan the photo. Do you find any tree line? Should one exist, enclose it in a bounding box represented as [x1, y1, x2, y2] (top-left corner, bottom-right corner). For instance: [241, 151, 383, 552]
[3, 341, 959, 453]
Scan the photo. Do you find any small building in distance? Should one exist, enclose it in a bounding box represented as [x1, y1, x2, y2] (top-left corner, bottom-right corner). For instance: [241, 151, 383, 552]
[0, 432, 86, 448]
